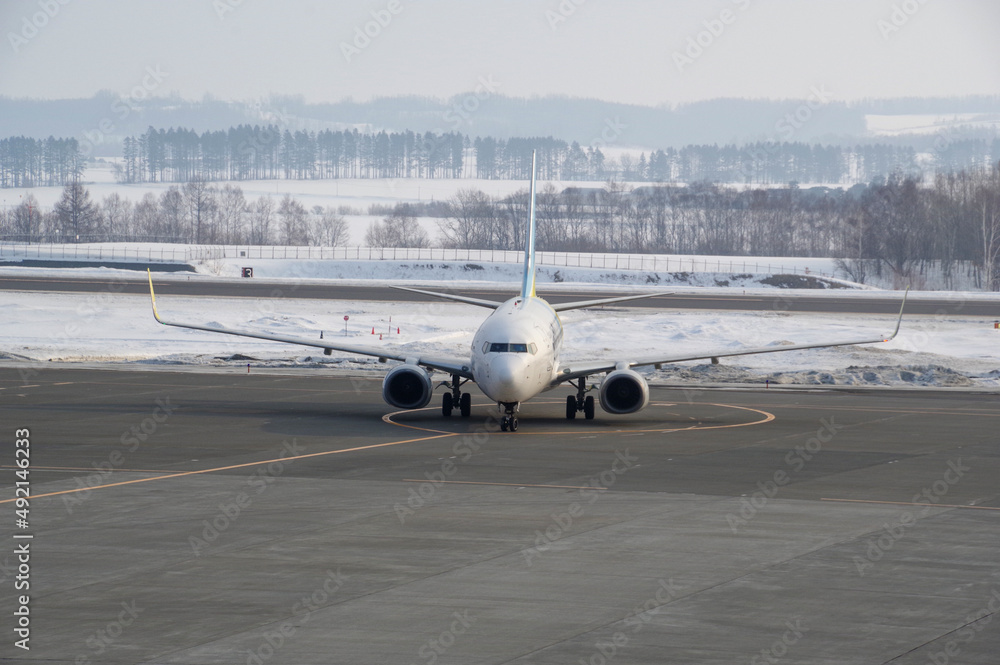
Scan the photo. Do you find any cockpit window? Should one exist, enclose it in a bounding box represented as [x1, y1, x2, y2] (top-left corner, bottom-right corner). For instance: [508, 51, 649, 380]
[487, 342, 533, 353]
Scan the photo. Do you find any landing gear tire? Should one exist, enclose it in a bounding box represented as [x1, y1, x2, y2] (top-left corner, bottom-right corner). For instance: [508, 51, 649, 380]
[584, 395, 595, 420]
[442, 392, 453, 417]
[460, 392, 471, 418]
[509, 417, 518, 432]
[566, 395, 577, 419]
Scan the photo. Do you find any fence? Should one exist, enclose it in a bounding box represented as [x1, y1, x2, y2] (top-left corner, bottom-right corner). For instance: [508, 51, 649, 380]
[0, 242, 837, 279]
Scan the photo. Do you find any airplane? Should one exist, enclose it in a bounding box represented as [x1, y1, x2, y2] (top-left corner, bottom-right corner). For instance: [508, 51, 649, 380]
[147, 150, 907, 432]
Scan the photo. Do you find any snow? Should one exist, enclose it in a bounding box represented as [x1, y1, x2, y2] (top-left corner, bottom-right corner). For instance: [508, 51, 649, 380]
[1, 278, 997, 388]
[865, 113, 1000, 137]
[0, 240, 863, 288]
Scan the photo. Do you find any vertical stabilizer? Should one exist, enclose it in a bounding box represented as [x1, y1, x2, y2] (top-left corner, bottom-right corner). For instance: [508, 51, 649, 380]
[520, 150, 538, 299]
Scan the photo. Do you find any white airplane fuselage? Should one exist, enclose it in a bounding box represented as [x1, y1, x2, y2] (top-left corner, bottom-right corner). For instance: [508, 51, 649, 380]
[470, 296, 564, 404]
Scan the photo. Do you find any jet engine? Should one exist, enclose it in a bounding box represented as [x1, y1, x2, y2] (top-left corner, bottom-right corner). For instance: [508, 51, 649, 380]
[599, 369, 650, 414]
[382, 364, 433, 409]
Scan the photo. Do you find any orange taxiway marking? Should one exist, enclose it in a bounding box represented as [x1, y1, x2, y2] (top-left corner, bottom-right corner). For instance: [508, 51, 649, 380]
[0, 432, 455, 504]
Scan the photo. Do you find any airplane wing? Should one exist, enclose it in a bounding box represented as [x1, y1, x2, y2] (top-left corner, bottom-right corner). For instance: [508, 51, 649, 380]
[552, 290, 908, 385]
[147, 272, 473, 379]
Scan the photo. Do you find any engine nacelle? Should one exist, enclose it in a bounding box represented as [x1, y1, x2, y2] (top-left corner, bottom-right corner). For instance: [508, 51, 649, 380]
[382, 364, 433, 410]
[599, 369, 650, 414]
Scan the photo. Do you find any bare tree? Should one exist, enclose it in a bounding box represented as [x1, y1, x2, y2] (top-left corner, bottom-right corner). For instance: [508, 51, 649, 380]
[278, 194, 310, 245]
[182, 178, 217, 244]
[214, 184, 247, 244]
[313, 206, 349, 246]
[439, 188, 496, 249]
[159, 187, 186, 241]
[247, 196, 274, 245]
[9, 195, 42, 241]
[974, 163, 1000, 289]
[101, 193, 133, 240]
[365, 205, 429, 247]
[133, 193, 161, 239]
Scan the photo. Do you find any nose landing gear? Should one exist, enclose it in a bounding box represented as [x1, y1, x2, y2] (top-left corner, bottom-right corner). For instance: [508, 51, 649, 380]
[499, 402, 519, 432]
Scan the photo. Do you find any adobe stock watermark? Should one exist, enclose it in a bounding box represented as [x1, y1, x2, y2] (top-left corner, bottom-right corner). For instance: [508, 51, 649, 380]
[75, 600, 143, 665]
[188, 439, 305, 556]
[520, 450, 639, 566]
[244, 569, 347, 665]
[852, 458, 970, 577]
[236, 106, 291, 161]
[79, 64, 170, 158]
[340, 0, 404, 63]
[545, 0, 587, 31]
[394, 414, 500, 523]
[591, 117, 627, 152]
[672, 0, 752, 73]
[7, 0, 72, 54]
[213, 0, 245, 21]
[749, 617, 807, 665]
[726, 417, 841, 533]
[735, 84, 833, 183]
[578, 578, 686, 665]
[443, 76, 502, 130]
[925, 586, 1000, 665]
[413, 610, 477, 665]
[62, 397, 178, 514]
[877, 0, 931, 40]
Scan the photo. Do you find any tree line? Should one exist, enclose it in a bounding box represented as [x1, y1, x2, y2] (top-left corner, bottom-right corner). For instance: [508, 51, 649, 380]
[3, 126, 996, 190]
[0, 136, 84, 188]
[2, 181, 350, 246]
[112, 125, 962, 186]
[4, 162, 998, 289]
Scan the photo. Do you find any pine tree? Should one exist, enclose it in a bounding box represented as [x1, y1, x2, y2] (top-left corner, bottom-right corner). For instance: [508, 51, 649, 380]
[54, 181, 100, 241]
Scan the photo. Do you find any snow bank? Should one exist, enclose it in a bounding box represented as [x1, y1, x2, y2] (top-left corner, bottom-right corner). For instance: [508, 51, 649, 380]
[1, 289, 997, 389]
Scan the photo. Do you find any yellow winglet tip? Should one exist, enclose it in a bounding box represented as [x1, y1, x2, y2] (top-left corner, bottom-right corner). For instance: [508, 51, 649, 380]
[147, 269, 162, 321]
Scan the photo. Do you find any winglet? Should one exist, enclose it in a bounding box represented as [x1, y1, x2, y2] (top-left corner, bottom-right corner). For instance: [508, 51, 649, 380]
[884, 286, 909, 341]
[147, 269, 163, 323]
[520, 150, 538, 300]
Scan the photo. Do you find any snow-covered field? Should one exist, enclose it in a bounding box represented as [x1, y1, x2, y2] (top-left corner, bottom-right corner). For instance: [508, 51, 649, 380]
[865, 113, 1000, 137]
[2, 271, 997, 388]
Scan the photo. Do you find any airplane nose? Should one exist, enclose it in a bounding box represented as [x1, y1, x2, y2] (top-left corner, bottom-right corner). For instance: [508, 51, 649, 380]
[486, 355, 528, 402]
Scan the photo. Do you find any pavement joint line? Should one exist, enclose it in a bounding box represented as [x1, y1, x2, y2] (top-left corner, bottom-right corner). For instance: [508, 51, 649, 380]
[821, 497, 1000, 511]
[0, 432, 457, 504]
[401, 479, 608, 490]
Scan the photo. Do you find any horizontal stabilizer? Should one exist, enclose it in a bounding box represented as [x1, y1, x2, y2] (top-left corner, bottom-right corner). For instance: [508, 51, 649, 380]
[390, 286, 503, 309]
[551, 292, 672, 312]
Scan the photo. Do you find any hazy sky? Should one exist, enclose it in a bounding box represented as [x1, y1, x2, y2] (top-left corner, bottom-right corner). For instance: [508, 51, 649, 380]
[1, 0, 998, 106]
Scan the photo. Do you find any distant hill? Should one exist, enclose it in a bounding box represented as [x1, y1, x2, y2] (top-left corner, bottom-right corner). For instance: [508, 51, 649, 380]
[1, 92, 997, 158]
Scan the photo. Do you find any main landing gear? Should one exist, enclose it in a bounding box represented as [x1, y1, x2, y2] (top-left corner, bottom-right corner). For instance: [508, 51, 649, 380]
[565, 377, 595, 420]
[499, 402, 519, 432]
[441, 374, 472, 418]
